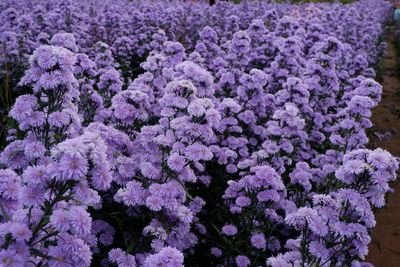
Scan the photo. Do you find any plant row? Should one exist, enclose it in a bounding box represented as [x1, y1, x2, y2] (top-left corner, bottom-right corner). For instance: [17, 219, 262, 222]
[0, 0, 398, 266]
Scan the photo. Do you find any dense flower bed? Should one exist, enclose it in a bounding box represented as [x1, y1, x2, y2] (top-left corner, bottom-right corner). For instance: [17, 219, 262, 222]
[0, 0, 398, 266]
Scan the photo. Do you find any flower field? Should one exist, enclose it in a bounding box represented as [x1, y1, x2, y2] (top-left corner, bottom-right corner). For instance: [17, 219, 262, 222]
[0, 0, 399, 266]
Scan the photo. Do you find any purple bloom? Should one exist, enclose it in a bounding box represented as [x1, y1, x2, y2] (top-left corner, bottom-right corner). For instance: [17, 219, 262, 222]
[167, 153, 186, 172]
[27, 111, 46, 127]
[58, 154, 88, 181]
[222, 224, 238, 236]
[48, 246, 74, 266]
[235, 255, 250, 267]
[367, 149, 391, 169]
[48, 111, 70, 128]
[146, 195, 163, 211]
[177, 206, 193, 224]
[109, 248, 125, 263]
[24, 141, 46, 159]
[185, 144, 213, 161]
[144, 247, 184, 267]
[0, 248, 24, 267]
[9, 223, 32, 241]
[309, 241, 329, 259]
[109, 248, 136, 267]
[50, 209, 70, 232]
[210, 247, 222, 257]
[250, 233, 266, 249]
[9, 102, 33, 122]
[140, 162, 161, 180]
[344, 160, 367, 175]
[235, 196, 251, 207]
[36, 48, 58, 69]
[0, 1, 395, 265]
[18, 186, 45, 207]
[90, 166, 113, 191]
[39, 71, 61, 90]
[119, 254, 136, 267]
[188, 100, 206, 117]
[69, 206, 92, 236]
[309, 217, 329, 237]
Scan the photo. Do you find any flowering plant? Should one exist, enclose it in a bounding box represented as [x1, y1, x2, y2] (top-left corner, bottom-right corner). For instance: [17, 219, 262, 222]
[0, 0, 397, 266]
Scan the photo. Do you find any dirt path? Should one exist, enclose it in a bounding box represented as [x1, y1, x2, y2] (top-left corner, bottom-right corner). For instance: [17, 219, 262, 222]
[366, 26, 400, 267]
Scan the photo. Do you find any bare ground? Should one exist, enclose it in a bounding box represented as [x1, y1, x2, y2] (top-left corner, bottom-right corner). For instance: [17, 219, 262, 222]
[366, 26, 400, 266]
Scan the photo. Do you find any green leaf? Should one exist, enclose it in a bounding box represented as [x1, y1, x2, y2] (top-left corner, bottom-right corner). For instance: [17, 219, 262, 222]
[30, 248, 56, 260]
[126, 239, 137, 254]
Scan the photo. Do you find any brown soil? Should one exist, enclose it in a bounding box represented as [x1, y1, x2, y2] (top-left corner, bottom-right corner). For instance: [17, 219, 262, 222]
[366, 26, 400, 266]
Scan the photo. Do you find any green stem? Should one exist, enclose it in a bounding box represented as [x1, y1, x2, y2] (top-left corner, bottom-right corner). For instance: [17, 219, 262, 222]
[0, 201, 11, 221]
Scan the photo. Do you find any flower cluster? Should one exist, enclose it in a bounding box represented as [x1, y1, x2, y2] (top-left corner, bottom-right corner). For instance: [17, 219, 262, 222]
[0, 0, 398, 266]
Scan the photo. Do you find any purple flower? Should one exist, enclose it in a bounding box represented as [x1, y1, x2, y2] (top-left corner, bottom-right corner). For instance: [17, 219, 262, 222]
[39, 71, 61, 90]
[24, 141, 46, 159]
[48, 111, 70, 128]
[50, 209, 70, 232]
[0, 1, 395, 265]
[9, 223, 32, 241]
[69, 206, 92, 236]
[64, 235, 92, 266]
[144, 247, 184, 267]
[167, 153, 186, 172]
[146, 195, 163, 211]
[9, 102, 33, 122]
[48, 246, 74, 266]
[140, 162, 161, 180]
[367, 149, 391, 169]
[0, 248, 24, 267]
[109, 248, 125, 263]
[222, 224, 237, 236]
[58, 154, 88, 181]
[18, 186, 45, 207]
[27, 111, 46, 127]
[210, 247, 222, 257]
[109, 248, 136, 267]
[188, 100, 206, 117]
[235, 255, 250, 267]
[235, 196, 251, 207]
[309, 241, 329, 259]
[185, 144, 213, 161]
[177, 206, 193, 224]
[50, 33, 78, 52]
[250, 233, 266, 250]
[35, 46, 58, 69]
[309, 217, 329, 237]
